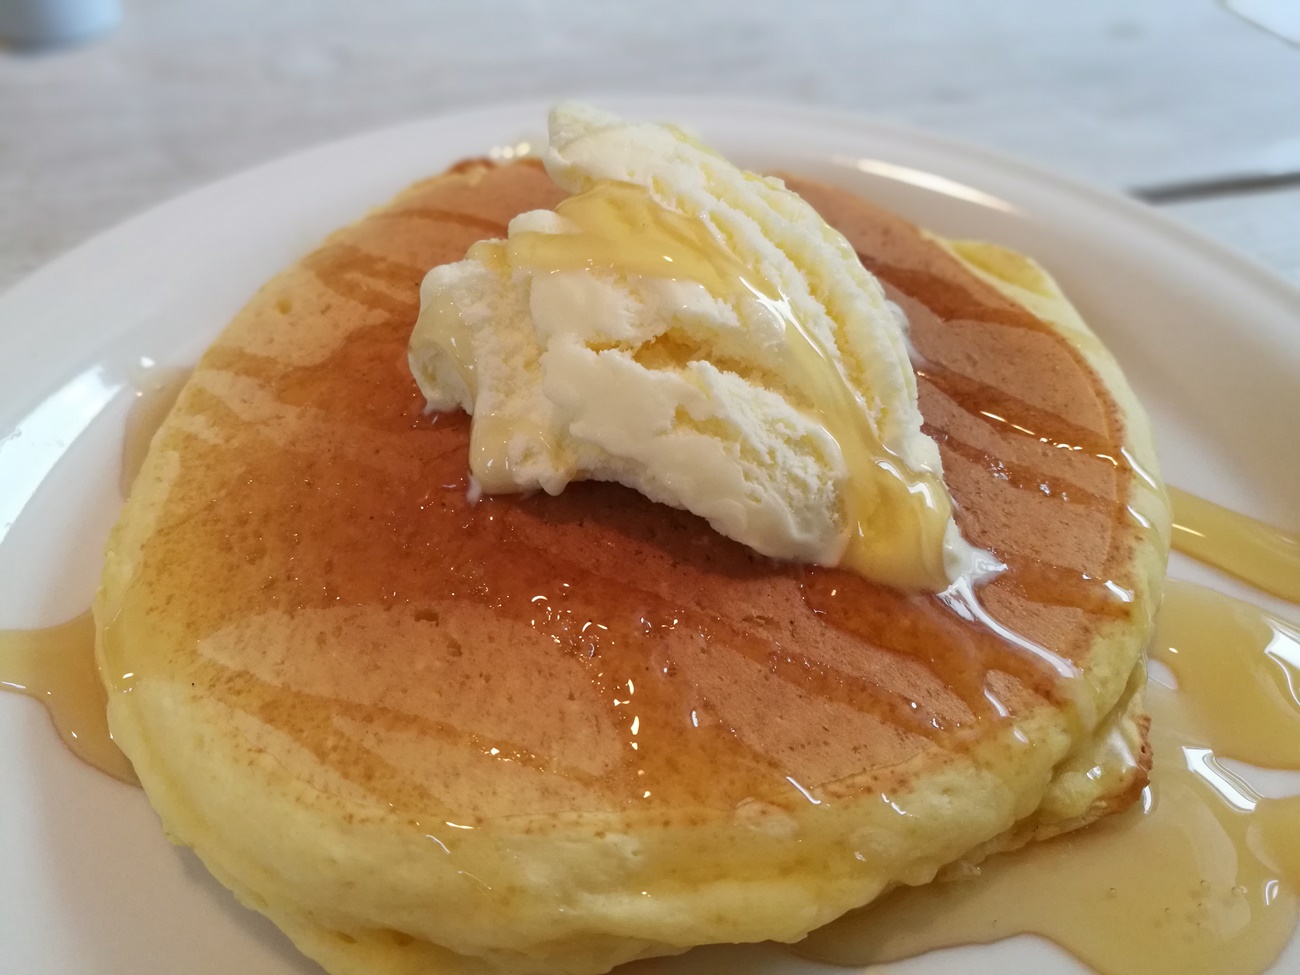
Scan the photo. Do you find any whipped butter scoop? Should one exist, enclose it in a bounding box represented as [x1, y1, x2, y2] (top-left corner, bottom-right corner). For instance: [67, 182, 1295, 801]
[409, 103, 983, 591]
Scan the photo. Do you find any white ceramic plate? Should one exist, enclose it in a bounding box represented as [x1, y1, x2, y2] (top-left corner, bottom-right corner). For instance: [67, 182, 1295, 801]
[1, 99, 1298, 975]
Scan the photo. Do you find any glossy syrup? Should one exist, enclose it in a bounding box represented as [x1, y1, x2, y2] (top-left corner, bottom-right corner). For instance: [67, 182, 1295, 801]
[0, 366, 190, 786]
[1169, 486, 1300, 602]
[0, 613, 136, 784]
[119, 367, 190, 496]
[798, 581, 1300, 975]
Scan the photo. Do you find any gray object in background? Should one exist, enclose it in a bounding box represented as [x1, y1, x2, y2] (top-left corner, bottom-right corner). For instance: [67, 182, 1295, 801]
[3, 0, 1298, 290]
[0, 0, 119, 48]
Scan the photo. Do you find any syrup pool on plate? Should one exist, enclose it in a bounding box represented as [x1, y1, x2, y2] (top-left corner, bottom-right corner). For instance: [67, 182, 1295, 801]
[0, 612, 136, 784]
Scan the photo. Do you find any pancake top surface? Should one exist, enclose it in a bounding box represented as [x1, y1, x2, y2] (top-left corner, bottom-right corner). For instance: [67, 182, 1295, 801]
[103, 160, 1149, 823]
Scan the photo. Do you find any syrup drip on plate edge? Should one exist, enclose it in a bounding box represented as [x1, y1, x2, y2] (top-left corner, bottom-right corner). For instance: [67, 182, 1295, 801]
[2, 370, 1299, 974]
[0, 370, 184, 785]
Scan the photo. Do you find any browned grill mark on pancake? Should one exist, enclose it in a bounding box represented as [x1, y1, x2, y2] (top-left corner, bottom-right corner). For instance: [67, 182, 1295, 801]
[915, 362, 1114, 459]
[303, 244, 424, 319]
[372, 207, 509, 236]
[1000, 559, 1134, 619]
[910, 252, 1132, 595]
[800, 177, 1138, 692]
[481, 524, 971, 743]
[797, 565, 1081, 708]
[860, 257, 1061, 337]
[212, 665, 606, 797]
[922, 424, 1112, 511]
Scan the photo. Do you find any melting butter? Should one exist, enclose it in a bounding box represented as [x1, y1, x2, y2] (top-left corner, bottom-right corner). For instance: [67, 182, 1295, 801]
[418, 239, 564, 491]
[509, 180, 954, 590]
[797, 580, 1300, 975]
[1169, 487, 1300, 602]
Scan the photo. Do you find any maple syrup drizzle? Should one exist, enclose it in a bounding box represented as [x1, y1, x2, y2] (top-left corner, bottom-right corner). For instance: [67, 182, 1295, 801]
[0, 366, 191, 787]
[0, 613, 136, 784]
[120, 367, 190, 496]
[797, 580, 1300, 975]
[1169, 486, 1300, 602]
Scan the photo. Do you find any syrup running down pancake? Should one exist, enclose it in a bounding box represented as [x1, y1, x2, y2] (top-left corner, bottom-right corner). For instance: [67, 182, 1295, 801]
[96, 158, 1168, 975]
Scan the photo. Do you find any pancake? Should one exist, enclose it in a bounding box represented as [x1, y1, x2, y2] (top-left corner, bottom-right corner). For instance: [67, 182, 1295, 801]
[96, 158, 1168, 975]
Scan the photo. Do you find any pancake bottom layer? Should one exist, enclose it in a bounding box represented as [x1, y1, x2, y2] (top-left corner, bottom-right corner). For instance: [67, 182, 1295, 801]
[97, 160, 1168, 975]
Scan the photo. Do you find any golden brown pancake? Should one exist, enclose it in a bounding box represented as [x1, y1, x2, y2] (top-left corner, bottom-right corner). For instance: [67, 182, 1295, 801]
[96, 159, 1167, 975]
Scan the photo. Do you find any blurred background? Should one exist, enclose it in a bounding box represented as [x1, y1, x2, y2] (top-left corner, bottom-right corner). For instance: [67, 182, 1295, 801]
[2, 0, 1299, 290]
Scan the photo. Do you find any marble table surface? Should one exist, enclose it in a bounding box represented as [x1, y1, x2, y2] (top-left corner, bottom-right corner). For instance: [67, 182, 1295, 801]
[3, 0, 1299, 291]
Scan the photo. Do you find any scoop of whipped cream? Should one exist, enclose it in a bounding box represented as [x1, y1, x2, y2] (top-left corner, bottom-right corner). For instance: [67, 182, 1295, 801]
[409, 102, 985, 590]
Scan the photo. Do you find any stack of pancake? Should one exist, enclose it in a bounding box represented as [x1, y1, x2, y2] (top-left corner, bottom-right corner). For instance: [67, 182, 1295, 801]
[96, 157, 1168, 975]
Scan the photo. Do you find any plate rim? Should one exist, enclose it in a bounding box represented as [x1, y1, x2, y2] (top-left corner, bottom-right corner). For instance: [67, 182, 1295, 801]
[4, 94, 1299, 315]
